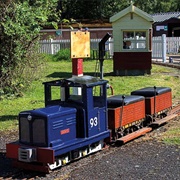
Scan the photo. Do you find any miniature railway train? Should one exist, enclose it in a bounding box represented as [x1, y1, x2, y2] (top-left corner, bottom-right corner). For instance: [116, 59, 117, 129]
[6, 75, 173, 173]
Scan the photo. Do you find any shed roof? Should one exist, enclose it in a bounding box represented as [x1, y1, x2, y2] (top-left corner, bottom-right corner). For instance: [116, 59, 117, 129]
[152, 12, 180, 22]
[110, 4, 153, 23]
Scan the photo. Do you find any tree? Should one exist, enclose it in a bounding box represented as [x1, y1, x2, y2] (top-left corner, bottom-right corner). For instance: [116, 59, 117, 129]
[58, 0, 180, 20]
[165, 0, 180, 12]
[59, 0, 103, 20]
[0, 0, 60, 97]
[133, 0, 158, 14]
[58, 0, 130, 21]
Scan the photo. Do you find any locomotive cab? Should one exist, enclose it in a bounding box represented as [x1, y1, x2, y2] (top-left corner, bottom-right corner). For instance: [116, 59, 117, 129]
[43, 75, 110, 139]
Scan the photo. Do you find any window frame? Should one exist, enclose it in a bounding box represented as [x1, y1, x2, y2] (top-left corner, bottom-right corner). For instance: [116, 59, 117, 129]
[122, 30, 148, 51]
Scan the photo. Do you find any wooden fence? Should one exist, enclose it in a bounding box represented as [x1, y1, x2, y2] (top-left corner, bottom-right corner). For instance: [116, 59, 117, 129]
[39, 35, 180, 61]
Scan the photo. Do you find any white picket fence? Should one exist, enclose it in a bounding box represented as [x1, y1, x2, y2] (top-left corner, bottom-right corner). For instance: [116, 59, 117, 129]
[39, 35, 180, 61]
[39, 39, 70, 54]
[152, 35, 180, 61]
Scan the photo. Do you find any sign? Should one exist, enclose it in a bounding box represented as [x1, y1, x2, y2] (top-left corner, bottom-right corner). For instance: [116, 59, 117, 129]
[71, 31, 90, 58]
[55, 30, 62, 36]
[164, 26, 168, 31]
[156, 25, 168, 31]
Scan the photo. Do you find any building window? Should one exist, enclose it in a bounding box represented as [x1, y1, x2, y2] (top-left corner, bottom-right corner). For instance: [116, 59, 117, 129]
[123, 31, 146, 50]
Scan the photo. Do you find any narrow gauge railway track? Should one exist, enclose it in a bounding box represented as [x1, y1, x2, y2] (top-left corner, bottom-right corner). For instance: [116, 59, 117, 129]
[0, 104, 179, 179]
[1, 169, 27, 179]
[1, 170, 45, 180]
[152, 60, 180, 69]
[149, 103, 180, 127]
[0, 152, 46, 180]
[170, 103, 180, 115]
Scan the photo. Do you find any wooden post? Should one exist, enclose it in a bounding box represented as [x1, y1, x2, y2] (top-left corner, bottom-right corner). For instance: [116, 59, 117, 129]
[72, 58, 83, 76]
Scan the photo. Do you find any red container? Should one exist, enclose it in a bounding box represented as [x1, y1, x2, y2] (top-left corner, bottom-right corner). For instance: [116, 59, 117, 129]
[131, 87, 172, 115]
[145, 91, 172, 115]
[108, 96, 145, 129]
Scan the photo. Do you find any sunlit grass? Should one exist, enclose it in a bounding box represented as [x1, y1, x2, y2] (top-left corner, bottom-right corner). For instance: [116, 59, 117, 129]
[162, 123, 180, 146]
[163, 137, 180, 146]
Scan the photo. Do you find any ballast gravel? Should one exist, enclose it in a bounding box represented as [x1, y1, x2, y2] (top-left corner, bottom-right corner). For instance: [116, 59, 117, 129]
[68, 141, 180, 180]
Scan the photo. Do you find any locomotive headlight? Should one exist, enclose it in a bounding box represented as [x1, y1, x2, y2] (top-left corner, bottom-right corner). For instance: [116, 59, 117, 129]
[27, 114, 32, 121]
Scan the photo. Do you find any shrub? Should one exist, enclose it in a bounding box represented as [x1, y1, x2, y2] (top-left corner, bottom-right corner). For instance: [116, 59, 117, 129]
[53, 49, 71, 61]
[0, 0, 59, 98]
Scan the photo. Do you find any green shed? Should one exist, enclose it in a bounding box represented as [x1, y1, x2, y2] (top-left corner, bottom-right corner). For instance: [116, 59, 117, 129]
[110, 3, 154, 75]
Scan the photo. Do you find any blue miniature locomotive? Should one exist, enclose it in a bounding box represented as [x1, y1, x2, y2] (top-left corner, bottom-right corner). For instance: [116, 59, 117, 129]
[6, 75, 110, 172]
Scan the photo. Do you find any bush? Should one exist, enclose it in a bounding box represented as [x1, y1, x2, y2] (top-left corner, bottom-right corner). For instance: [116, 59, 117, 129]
[0, 1, 59, 98]
[0, 52, 46, 100]
[53, 48, 71, 61]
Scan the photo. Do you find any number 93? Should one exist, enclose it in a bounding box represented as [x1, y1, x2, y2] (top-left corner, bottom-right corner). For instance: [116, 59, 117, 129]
[90, 117, 98, 128]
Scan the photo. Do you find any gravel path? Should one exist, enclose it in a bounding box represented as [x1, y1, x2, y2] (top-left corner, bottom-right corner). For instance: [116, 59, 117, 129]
[69, 141, 180, 180]
[0, 119, 180, 180]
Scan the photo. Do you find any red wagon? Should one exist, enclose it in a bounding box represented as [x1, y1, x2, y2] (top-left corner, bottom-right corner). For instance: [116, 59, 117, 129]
[107, 95, 146, 141]
[131, 87, 172, 117]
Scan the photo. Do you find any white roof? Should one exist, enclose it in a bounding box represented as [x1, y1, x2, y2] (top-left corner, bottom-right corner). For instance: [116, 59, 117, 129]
[110, 4, 154, 23]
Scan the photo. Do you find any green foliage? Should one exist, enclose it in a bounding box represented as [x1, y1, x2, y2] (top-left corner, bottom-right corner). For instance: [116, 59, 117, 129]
[0, 0, 60, 97]
[53, 48, 71, 61]
[60, 0, 127, 20]
[59, 0, 180, 20]
[164, 137, 180, 146]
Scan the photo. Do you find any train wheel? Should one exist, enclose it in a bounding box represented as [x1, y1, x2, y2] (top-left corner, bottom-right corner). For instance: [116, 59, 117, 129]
[145, 115, 153, 125]
[129, 127, 134, 133]
[160, 112, 167, 118]
[124, 128, 130, 135]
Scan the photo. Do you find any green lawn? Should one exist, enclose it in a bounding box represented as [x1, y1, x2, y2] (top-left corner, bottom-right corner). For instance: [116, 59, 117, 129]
[0, 59, 180, 144]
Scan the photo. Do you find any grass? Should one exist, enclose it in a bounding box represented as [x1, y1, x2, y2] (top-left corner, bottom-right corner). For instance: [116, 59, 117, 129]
[0, 59, 180, 145]
[162, 123, 180, 146]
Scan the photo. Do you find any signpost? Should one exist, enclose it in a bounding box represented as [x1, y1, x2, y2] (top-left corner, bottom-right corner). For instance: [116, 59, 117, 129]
[70, 30, 90, 94]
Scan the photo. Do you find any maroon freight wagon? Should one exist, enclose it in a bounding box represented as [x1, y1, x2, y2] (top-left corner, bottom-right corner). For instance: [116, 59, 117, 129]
[131, 87, 172, 116]
[107, 95, 146, 141]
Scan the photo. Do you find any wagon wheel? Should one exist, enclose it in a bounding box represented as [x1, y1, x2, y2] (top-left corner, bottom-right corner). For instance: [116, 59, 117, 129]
[146, 115, 153, 125]
[130, 126, 134, 133]
[159, 112, 167, 119]
[133, 125, 139, 131]
[117, 128, 124, 138]
[124, 128, 130, 136]
[135, 122, 142, 130]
